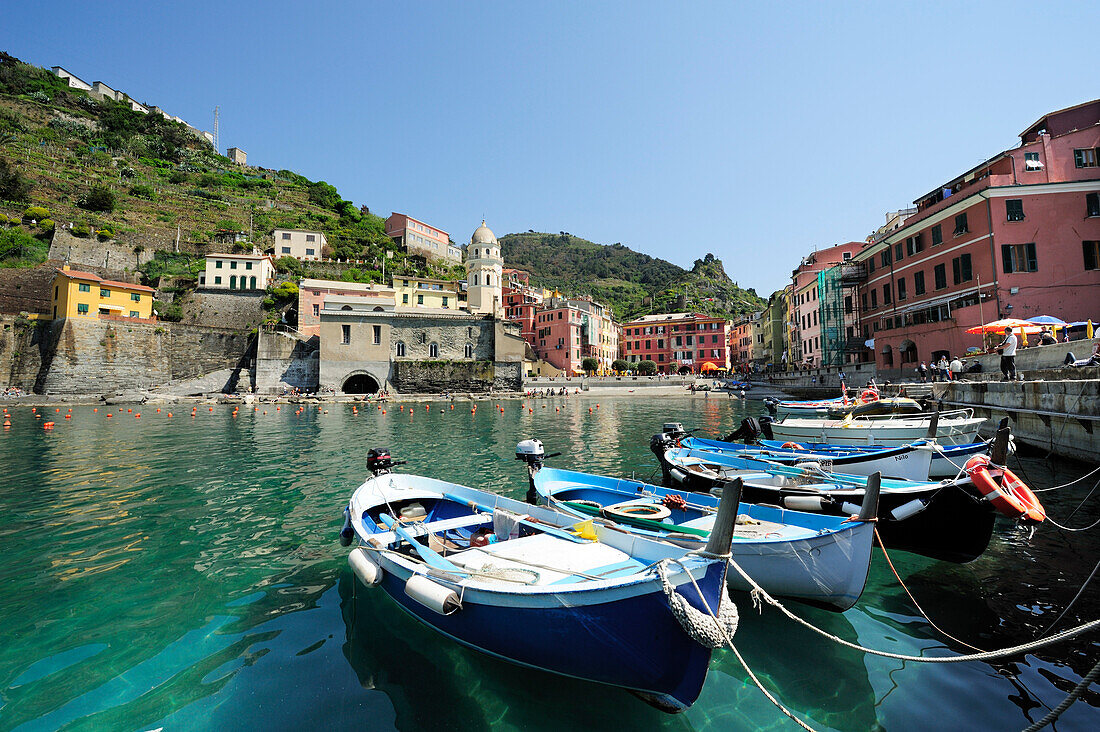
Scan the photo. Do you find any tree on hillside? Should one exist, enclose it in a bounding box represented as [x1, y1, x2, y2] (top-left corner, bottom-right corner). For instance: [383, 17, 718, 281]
[0, 157, 32, 201]
[79, 185, 115, 213]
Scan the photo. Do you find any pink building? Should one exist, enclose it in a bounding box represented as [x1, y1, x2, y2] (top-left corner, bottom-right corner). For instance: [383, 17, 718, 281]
[790, 242, 863, 366]
[385, 213, 462, 264]
[622, 313, 731, 374]
[853, 99, 1100, 374]
[297, 278, 396, 336]
[533, 302, 586, 373]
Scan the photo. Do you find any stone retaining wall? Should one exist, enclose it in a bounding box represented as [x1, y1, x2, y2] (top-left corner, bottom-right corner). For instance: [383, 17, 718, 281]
[40, 318, 253, 395]
[392, 360, 501, 393]
[255, 328, 319, 393]
[180, 290, 266, 330]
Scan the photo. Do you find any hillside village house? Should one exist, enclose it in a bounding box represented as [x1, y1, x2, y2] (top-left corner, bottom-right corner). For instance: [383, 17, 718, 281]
[297, 279, 398, 337]
[273, 229, 327, 261]
[385, 213, 462, 264]
[199, 253, 276, 290]
[50, 266, 155, 320]
[226, 147, 247, 165]
[393, 276, 463, 310]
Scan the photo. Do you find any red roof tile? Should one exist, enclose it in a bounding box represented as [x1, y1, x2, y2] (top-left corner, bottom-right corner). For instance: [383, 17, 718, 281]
[57, 268, 156, 293]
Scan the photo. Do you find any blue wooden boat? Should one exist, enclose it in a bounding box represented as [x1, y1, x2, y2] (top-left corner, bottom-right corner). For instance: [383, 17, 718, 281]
[682, 435, 936, 481]
[650, 432, 1017, 563]
[339, 448, 739, 713]
[756, 438, 995, 478]
[526, 461, 878, 611]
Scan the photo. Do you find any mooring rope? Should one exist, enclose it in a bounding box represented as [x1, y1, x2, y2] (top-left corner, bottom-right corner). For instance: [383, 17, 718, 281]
[723, 557, 1100, 663]
[874, 527, 984, 652]
[1019, 657, 1100, 732]
[664, 558, 818, 732]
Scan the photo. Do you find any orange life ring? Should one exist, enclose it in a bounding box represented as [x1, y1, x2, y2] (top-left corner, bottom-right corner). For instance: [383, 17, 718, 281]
[965, 455, 1045, 523]
[860, 389, 880, 402]
[781, 442, 806, 450]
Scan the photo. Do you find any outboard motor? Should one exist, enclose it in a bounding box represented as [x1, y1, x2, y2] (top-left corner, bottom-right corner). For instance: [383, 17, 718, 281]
[516, 439, 561, 504]
[762, 397, 779, 416]
[758, 415, 774, 441]
[367, 447, 405, 476]
[662, 422, 688, 441]
[650, 432, 677, 485]
[724, 417, 763, 444]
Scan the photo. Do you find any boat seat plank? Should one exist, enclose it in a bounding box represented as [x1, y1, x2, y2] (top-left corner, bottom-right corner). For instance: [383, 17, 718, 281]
[368, 513, 494, 546]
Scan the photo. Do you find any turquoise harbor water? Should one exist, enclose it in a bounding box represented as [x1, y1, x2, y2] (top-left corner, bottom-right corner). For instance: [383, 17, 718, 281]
[0, 395, 1097, 731]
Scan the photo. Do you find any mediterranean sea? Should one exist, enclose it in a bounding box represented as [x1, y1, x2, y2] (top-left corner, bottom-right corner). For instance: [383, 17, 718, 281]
[1, 395, 1097, 731]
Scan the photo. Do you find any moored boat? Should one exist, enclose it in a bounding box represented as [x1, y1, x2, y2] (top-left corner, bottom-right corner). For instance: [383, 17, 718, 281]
[755, 437, 1000, 479]
[681, 434, 936, 481]
[339, 448, 740, 713]
[763, 409, 986, 447]
[650, 427, 1042, 563]
[522, 446, 878, 611]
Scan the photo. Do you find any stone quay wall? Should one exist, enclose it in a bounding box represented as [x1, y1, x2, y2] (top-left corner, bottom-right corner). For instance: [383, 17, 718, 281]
[392, 360, 503, 393]
[932, 378, 1099, 462]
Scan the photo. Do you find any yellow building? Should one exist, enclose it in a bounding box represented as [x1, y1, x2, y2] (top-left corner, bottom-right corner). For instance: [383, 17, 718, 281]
[392, 276, 462, 310]
[51, 265, 156, 320]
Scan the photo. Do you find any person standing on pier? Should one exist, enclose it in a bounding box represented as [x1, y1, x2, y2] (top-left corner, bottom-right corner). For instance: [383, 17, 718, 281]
[997, 327, 1018, 381]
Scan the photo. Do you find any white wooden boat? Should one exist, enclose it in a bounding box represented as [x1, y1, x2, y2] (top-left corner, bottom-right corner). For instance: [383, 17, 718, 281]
[766, 409, 985, 447]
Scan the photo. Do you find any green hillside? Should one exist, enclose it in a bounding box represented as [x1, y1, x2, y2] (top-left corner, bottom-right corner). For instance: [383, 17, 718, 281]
[0, 51, 460, 290]
[499, 232, 764, 320]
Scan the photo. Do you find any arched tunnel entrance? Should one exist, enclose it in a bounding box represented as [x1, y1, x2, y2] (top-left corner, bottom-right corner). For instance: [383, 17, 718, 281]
[342, 373, 381, 394]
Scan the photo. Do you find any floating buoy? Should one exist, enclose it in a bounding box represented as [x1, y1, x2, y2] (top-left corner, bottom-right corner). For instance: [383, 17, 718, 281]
[156, 408, 161, 413]
[106, 413, 112, 418]
[3, 420, 11, 429]
[324, 410, 328, 414]
[276, 406, 280, 411]
[556, 407, 560, 412]
[67, 408, 72, 413]
[64, 414, 71, 420]
[471, 408, 476, 413]
[43, 421, 54, 430]
[589, 407, 593, 413]
[263, 411, 267, 415]
[209, 407, 214, 412]
[529, 408, 533, 413]
[381, 409, 386, 415]
[55, 408, 60, 413]
[596, 404, 600, 409]
[425, 404, 430, 411]
[31, 408, 36, 412]
[135, 413, 141, 418]
[93, 408, 98, 412]
[128, 409, 132, 413]
[168, 413, 173, 417]
[450, 404, 454, 410]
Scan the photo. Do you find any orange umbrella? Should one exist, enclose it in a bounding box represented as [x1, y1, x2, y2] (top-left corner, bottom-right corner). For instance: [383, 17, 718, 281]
[964, 318, 1042, 335]
[700, 361, 720, 371]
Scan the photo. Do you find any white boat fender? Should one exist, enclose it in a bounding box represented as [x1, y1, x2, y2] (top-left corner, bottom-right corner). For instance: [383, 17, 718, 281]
[348, 547, 384, 587]
[889, 498, 929, 521]
[405, 574, 461, 615]
[839, 502, 863, 516]
[782, 495, 827, 512]
[669, 467, 687, 483]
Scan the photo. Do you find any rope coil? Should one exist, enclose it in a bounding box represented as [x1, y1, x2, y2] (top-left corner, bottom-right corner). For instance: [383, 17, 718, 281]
[655, 560, 738, 649]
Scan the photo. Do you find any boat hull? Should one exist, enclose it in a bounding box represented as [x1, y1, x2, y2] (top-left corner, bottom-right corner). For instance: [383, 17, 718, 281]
[685, 437, 934, 482]
[653, 446, 995, 563]
[756, 439, 991, 479]
[768, 418, 983, 447]
[360, 554, 727, 712]
[532, 470, 874, 611]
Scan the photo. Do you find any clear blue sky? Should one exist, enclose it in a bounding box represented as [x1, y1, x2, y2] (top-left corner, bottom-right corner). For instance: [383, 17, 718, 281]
[4, 1, 1098, 293]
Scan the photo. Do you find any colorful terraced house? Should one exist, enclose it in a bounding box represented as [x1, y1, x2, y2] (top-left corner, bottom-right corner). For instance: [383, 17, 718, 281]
[50, 265, 156, 320]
